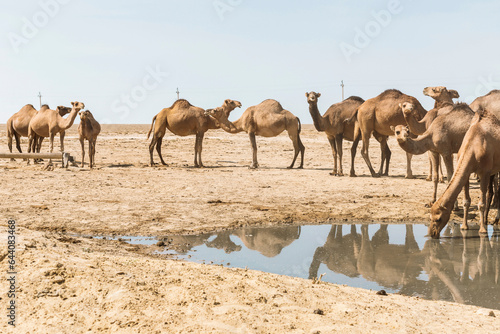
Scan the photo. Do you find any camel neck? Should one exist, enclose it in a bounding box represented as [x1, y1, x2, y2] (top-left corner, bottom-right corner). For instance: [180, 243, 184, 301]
[396, 134, 432, 155]
[403, 114, 427, 135]
[308, 102, 325, 132]
[61, 108, 81, 129]
[217, 115, 244, 134]
[436, 150, 476, 212]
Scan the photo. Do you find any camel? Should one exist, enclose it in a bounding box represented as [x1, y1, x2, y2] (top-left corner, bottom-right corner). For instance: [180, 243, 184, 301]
[420, 86, 460, 181]
[429, 109, 500, 238]
[28, 102, 85, 166]
[306, 92, 366, 176]
[78, 110, 101, 168]
[233, 226, 300, 257]
[147, 99, 241, 167]
[392, 103, 474, 206]
[205, 99, 305, 169]
[355, 89, 427, 178]
[6, 104, 71, 155]
[469, 90, 500, 116]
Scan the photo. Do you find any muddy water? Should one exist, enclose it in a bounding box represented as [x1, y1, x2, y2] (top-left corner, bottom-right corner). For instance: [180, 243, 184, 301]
[105, 223, 500, 310]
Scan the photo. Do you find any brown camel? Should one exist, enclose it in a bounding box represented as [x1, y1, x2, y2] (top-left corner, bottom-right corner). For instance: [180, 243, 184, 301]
[305, 92, 365, 176]
[78, 110, 101, 168]
[469, 90, 500, 116]
[429, 109, 500, 238]
[392, 103, 474, 206]
[28, 102, 85, 165]
[206, 99, 305, 169]
[147, 99, 241, 167]
[7, 104, 71, 155]
[356, 89, 427, 178]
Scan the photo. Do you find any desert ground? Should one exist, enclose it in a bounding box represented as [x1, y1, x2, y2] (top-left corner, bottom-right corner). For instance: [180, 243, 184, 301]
[1, 124, 499, 333]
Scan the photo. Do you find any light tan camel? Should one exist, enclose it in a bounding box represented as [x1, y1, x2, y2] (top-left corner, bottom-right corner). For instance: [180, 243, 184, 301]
[206, 99, 305, 169]
[420, 86, 460, 181]
[356, 89, 427, 178]
[429, 109, 500, 238]
[28, 102, 85, 165]
[7, 104, 71, 155]
[306, 92, 365, 176]
[147, 99, 241, 167]
[469, 90, 500, 116]
[78, 110, 101, 168]
[392, 103, 474, 206]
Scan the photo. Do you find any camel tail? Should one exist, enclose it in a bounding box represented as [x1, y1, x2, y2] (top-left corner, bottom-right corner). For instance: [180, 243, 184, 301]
[297, 117, 302, 134]
[147, 115, 157, 140]
[345, 109, 358, 125]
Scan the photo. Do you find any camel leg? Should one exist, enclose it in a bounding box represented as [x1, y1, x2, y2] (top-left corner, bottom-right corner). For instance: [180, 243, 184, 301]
[80, 138, 85, 168]
[249, 132, 258, 169]
[438, 155, 444, 183]
[478, 175, 489, 234]
[427, 151, 440, 207]
[383, 144, 391, 176]
[442, 154, 458, 210]
[194, 132, 204, 168]
[335, 134, 344, 176]
[494, 173, 500, 225]
[149, 135, 158, 166]
[193, 133, 200, 167]
[485, 175, 495, 226]
[156, 136, 167, 166]
[327, 136, 338, 175]
[14, 132, 22, 154]
[287, 128, 303, 169]
[377, 137, 388, 176]
[360, 133, 379, 177]
[405, 153, 413, 179]
[91, 139, 97, 168]
[88, 140, 93, 169]
[426, 152, 433, 181]
[461, 178, 471, 231]
[350, 131, 360, 177]
[297, 131, 305, 169]
[60, 130, 65, 152]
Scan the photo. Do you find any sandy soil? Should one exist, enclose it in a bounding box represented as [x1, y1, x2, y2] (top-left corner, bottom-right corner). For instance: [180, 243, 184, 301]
[1, 124, 499, 333]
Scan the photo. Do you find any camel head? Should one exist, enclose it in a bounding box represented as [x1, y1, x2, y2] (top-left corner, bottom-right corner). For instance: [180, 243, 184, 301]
[391, 124, 409, 142]
[71, 101, 85, 111]
[423, 86, 459, 101]
[56, 106, 72, 116]
[222, 99, 242, 115]
[305, 92, 321, 104]
[79, 110, 92, 121]
[204, 106, 225, 121]
[399, 102, 415, 117]
[429, 201, 451, 239]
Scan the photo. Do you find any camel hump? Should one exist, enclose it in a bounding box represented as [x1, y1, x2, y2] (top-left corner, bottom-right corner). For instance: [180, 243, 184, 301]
[258, 99, 283, 109]
[171, 99, 192, 109]
[380, 89, 404, 98]
[485, 89, 500, 96]
[453, 102, 474, 114]
[345, 96, 365, 103]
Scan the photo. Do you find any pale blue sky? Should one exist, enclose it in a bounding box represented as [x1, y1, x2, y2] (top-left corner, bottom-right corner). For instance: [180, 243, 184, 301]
[1, 0, 499, 124]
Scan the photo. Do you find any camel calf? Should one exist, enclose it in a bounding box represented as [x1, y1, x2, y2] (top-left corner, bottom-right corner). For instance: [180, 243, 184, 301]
[78, 110, 101, 168]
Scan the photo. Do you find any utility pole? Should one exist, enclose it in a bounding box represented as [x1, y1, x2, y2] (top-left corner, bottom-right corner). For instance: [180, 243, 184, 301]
[176, 87, 180, 100]
[38, 92, 42, 108]
[340, 80, 344, 101]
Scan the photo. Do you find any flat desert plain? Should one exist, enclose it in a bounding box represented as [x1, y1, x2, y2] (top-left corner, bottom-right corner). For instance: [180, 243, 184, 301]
[1, 124, 499, 333]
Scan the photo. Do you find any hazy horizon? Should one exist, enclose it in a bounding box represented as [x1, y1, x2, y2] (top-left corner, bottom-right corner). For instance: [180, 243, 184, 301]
[2, 0, 500, 125]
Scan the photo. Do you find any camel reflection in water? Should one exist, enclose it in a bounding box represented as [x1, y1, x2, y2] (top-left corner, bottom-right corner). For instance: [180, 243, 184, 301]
[164, 223, 499, 309]
[164, 225, 301, 256]
[309, 223, 500, 310]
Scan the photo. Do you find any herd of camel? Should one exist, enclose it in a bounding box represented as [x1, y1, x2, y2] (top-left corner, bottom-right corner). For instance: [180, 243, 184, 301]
[5, 86, 500, 238]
